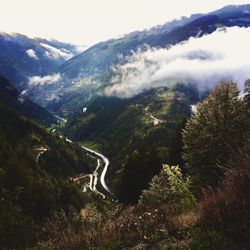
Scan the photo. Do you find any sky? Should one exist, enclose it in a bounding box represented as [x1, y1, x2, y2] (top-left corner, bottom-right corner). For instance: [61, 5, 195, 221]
[0, 0, 249, 46]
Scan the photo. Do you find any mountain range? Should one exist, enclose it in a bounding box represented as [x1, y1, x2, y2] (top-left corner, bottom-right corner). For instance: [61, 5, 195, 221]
[0, 3, 250, 196]
[35, 4, 250, 115]
[1, 5, 250, 116]
[1, 4, 250, 249]
[0, 33, 79, 90]
[1, 3, 250, 197]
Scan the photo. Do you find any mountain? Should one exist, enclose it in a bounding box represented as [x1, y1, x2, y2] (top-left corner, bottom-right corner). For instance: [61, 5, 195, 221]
[39, 80, 250, 250]
[152, 4, 250, 47]
[0, 89, 95, 248]
[1, 5, 249, 115]
[0, 76, 55, 126]
[1, 4, 250, 249]
[60, 13, 204, 79]
[31, 4, 250, 116]
[63, 83, 199, 203]
[211, 4, 250, 17]
[0, 33, 80, 90]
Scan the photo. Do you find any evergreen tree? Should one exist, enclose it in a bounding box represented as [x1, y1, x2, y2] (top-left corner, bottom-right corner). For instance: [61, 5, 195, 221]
[139, 165, 195, 210]
[182, 81, 249, 188]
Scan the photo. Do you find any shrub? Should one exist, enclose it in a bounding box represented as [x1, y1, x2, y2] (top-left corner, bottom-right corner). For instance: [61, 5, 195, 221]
[189, 229, 222, 250]
[139, 164, 196, 210]
[199, 155, 250, 244]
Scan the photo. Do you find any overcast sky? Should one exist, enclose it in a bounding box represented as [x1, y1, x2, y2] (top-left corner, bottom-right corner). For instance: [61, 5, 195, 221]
[0, 0, 249, 46]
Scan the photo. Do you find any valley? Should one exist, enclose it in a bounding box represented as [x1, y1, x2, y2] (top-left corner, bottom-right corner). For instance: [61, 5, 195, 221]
[62, 85, 195, 203]
[67, 137, 111, 198]
[0, 3, 250, 249]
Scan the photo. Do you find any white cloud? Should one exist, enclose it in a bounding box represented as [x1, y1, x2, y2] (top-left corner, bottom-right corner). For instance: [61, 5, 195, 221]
[25, 49, 38, 59]
[41, 43, 74, 60]
[105, 27, 250, 98]
[28, 73, 62, 86]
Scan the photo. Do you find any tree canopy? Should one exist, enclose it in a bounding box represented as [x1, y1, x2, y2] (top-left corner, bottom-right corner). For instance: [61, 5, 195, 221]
[182, 81, 249, 188]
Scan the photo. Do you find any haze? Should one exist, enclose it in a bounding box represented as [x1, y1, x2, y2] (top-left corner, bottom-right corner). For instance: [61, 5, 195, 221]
[0, 0, 249, 46]
[106, 27, 250, 98]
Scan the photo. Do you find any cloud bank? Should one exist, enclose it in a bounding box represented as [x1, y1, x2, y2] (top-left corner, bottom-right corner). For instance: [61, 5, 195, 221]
[28, 73, 62, 86]
[105, 27, 250, 98]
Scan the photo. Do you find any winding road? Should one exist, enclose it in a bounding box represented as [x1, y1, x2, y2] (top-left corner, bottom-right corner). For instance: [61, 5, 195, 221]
[35, 147, 47, 163]
[145, 107, 164, 125]
[53, 116, 111, 198]
[65, 137, 111, 198]
[81, 146, 111, 194]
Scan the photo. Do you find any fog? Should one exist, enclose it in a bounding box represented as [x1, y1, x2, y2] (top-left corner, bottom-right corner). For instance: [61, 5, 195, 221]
[28, 73, 62, 86]
[105, 27, 250, 98]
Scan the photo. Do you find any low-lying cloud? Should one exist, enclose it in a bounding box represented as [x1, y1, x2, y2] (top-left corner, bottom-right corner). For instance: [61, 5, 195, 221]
[25, 49, 38, 60]
[105, 27, 250, 98]
[41, 43, 74, 61]
[28, 73, 62, 86]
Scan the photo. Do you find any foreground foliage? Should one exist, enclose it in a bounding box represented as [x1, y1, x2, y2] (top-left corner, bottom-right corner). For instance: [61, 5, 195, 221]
[38, 166, 198, 249]
[182, 81, 249, 188]
[139, 164, 195, 210]
[198, 155, 250, 247]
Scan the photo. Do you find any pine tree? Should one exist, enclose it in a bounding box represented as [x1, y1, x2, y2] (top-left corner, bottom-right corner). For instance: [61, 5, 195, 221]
[139, 165, 195, 210]
[182, 81, 249, 188]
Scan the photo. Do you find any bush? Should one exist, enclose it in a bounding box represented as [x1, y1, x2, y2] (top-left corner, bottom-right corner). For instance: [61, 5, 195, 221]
[189, 229, 222, 250]
[0, 188, 37, 249]
[38, 203, 196, 249]
[199, 155, 250, 244]
[139, 164, 196, 210]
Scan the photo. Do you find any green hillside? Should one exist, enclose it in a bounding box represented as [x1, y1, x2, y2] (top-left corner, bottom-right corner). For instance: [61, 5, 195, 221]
[64, 83, 199, 202]
[40, 81, 250, 250]
[0, 76, 55, 126]
[0, 100, 95, 248]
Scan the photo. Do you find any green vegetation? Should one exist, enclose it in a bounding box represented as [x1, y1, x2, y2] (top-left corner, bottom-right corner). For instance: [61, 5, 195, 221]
[39, 80, 249, 249]
[38, 167, 199, 249]
[64, 86, 195, 203]
[183, 81, 249, 188]
[139, 165, 196, 210]
[0, 101, 95, 248]
[0, 76, 55, 126]
[196, 156, 250, 249]
[2, 5, 250, 248]
[1, 80, 250, 249]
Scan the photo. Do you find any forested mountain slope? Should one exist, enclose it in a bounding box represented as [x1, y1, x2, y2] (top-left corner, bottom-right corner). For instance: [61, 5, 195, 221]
[0, 97, 94, 248]
[0, 76, 55, 126]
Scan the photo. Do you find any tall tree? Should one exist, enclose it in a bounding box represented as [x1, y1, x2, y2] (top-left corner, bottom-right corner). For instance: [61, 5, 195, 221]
[182, 81, 249, 188]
